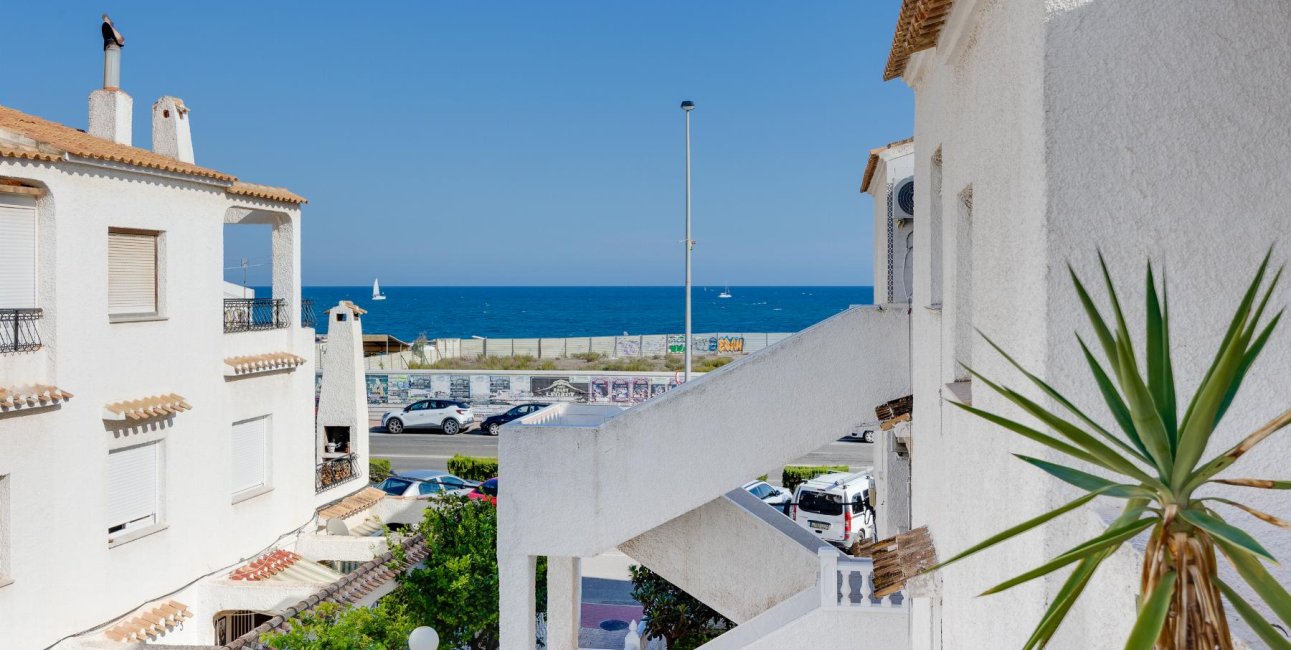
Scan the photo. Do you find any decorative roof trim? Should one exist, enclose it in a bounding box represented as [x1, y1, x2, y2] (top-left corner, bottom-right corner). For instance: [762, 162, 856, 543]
[103, 600, 193, 643]
[231, 549, 304, 581]
[224, 536, 430, 650]
[318, 486, 386, 522]
[883, 0, 956, 81]
[224, 352, 307, 377]
[228, 181, 308, 205]
[0, 385, 73, 412]
[326, 300, 367, 316]
[860, 137, 915, 194]
[0, 145, 60, 163]
[103, 393, 191, 421]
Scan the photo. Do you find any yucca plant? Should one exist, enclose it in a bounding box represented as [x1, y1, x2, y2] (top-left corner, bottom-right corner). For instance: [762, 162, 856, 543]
[929, 251, 1291, 649]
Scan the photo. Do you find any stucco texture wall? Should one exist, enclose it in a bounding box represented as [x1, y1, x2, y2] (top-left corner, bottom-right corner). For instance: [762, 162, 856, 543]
[1044, 1, 1291, 643]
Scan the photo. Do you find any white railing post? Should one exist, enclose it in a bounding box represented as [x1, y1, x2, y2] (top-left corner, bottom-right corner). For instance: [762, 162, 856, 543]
[624, 620, 641, 650]
[818, 547, 839, 608]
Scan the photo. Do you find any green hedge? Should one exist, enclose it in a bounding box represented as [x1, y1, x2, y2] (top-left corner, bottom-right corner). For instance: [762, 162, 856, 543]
[370, 458, 393, 483]
[782, 465, 849, 492]
[448, 455, 499, 482]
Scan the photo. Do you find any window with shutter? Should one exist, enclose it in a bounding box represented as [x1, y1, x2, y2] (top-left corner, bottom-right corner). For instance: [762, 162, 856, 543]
[108, 230, 158, 316]
[230, 416, 269, 499]
[0, 201, 37, 309]
[107, 442, 160, 542]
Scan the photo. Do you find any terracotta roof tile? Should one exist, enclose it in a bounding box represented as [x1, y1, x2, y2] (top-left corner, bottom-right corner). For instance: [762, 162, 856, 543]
[884, 0, 956, 81]
[318, 487, 386, 521]
[103, 393, 191, 421]
[0, 384, 73, 412]
[860, 137, 915, 193]
[224, 351, 307, 376]
[0, 103, 306, 204]
[228, 181, 308, 205]
[231, 549, 303, 581]
[103, 600, 192, 643]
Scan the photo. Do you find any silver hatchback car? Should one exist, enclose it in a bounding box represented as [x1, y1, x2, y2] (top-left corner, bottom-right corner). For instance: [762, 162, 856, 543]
[375, 470, 478, 498]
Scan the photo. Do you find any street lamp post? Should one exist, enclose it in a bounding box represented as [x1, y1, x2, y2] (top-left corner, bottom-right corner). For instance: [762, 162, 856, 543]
[681, 100, 695, 382]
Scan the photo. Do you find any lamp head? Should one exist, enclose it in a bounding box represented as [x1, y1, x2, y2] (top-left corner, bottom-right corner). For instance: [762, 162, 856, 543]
[409, 627, 440, 650]
[680, 100, 695, 112]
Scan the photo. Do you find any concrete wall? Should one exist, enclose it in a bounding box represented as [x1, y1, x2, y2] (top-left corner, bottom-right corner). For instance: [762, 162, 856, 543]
[0, 157, 315, 649]
[501, 305, 911, 559]
[901, 0, 1291, 647]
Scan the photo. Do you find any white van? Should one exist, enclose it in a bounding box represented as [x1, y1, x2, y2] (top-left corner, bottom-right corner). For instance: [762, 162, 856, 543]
[791, 471, 876, 549]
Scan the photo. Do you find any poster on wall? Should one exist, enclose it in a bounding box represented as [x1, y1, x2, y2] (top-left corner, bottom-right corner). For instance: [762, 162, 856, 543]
[510, 375, 531, 398]
[366, 375, 388, 405]
[531, 376, 589, 401]
[590, 378, 610, 402]
[631, 378, 649, 402]
[409, 375, 434, 400]
[431, 374, 451, 398]
[649, 380, 670, 398]
[470, 374, 491, 400]
[610, 378, 631, 402]
[489, 375, 512, 400]
[449, 375, 471, 400]
[388, 374, 411, 404]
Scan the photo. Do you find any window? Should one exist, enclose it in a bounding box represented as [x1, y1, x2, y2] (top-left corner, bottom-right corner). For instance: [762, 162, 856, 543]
[441, 477, 466, 490]
[107, 441, 162, 544]
[0, 200, 36, 308]
[748, 483, 772, 499]
[378, 478, 411, 496]
[797, 490, 844, 516]
[417, 482, 442, 496]
[231, 416, 270, 501]
[108, 229, 159, 318]
[408, 401, 429, 411]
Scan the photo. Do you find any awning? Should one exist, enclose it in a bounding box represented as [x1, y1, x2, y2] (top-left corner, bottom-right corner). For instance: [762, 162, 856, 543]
[0, 384, 73, 412]
[103, 393, 191, 421]
[230, 549, 343, 584]
[224, 352, 307, 377]
[103, 600, 193, 643]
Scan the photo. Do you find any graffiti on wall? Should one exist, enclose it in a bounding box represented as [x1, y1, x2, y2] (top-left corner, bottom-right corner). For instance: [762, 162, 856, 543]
[717, 336, 745, 353]
[667, 335, 686, 354]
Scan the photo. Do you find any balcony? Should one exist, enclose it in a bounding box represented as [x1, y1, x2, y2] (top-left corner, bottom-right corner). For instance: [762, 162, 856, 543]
[0, 308, 42, 353]
[224, 298, 288, 334]
[301, 299, 316, 329]
[316, 453, 360, 494]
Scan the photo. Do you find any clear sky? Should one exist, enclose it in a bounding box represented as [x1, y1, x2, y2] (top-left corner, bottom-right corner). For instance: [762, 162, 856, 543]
[3, 2, 912, 287]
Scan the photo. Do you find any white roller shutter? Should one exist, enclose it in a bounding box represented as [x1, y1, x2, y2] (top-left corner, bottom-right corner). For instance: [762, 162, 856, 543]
[230, 416, 268, 495]
[106, 442, 159, 535]
[108, 231, 157, 315]
[0, 202, 37, 308]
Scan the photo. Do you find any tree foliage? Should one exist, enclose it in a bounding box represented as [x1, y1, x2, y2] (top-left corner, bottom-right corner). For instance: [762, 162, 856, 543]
[630, 565, 733, 650]
[262, 600, 416, 650]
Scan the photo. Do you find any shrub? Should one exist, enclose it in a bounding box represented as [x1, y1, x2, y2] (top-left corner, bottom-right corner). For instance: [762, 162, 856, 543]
[571, 351, 604, 362]
[369, 458, 393, 483]
[695, 356, 733, 372]
[447, 454, 499, 481]
[631, 565, 733, 649]
[782, 465, 849, 492]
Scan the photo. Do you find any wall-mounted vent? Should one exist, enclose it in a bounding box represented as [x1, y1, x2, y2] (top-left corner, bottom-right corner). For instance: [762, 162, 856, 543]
[893, 178, 914, 220]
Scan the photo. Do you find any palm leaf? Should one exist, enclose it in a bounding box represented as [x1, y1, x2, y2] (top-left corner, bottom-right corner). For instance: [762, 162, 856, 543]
[1215, 536, 1291, 629]
[1124, 571, 1177, 650]
[1216, 579, 1291, 650]
[1186, 407, 1291, 492]
[924, 486, 1133, 575]
[1178, 509, 1277, 562]
[1203, 497, 1291, 531]
[1109, 340, 1174, 479]
[1211, 478, 1291, 489]
[1014, 455, 1151, 498]
[1217, 309, 1284, 425]
[1077, 336, 1150, 458]
[1070, 264, 1119, 364]
[1144, 264, 1178, 445]
[949, 400, 1104, 469]
[979, 332, 1149, 463]
[980, 516, 1155, 596]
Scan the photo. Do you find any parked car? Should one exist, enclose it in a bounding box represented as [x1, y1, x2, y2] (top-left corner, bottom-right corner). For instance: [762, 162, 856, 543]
[741, 479, 792, 513]
[467, 477, 499, 505]
[480, 403, 550, 436]
[790, 471, 876, 550]
[382, 399, 475, 434]
[845, 428, 875, 443]
[375, 470, 479, 498]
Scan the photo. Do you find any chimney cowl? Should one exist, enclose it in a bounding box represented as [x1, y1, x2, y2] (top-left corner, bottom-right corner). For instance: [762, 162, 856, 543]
[152, 96, 194, 163]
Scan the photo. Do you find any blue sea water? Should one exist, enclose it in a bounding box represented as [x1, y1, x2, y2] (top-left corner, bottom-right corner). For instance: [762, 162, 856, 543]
[296, 286, 873, 341]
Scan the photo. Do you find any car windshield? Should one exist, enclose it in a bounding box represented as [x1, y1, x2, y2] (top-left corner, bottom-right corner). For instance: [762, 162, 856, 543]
[378, 478, 412, 496]
[798, 490, 844, 516]
[506, 406, 525, 417]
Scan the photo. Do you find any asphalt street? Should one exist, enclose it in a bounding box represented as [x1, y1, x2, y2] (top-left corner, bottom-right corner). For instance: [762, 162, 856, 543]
[370, 426, 875, 482]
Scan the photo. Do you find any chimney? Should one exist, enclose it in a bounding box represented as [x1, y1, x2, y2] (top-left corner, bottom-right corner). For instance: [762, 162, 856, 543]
[152, 97, 194, 163]
[89, 14, 131, 145]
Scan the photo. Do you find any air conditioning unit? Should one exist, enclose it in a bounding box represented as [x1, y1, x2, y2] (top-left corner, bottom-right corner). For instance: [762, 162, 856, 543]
[892, 177, 914, 220]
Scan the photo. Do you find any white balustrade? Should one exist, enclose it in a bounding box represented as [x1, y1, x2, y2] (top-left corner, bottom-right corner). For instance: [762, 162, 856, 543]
[817, 547, 906, 610]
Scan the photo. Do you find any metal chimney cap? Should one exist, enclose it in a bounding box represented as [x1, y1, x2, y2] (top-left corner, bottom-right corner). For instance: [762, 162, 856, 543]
[680, 100, 695, 111]
[102, 14, 125, 49]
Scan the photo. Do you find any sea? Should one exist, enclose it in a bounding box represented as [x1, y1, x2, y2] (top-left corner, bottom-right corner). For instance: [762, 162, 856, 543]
[295, 286, 874, 342]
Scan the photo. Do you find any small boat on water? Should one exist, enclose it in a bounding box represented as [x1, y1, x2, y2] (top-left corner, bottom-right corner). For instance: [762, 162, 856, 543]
[372, 278, 387, 301]
[718, 284, 732, 299]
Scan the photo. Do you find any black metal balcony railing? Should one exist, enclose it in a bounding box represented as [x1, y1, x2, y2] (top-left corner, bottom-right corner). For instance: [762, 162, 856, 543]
[223, 298, 289, 333]
[0, 308, 42, 353]
[316, 453, 360, 493]
[301, 299, 316, 329]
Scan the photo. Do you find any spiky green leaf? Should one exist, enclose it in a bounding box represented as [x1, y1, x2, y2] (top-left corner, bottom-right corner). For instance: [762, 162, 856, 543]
[1178, 509, 1277, 562]
[1077, 336, 1149, 458]
[1216, 579, 1291, 650]
[1186, 408, 1291, 492]
[1123, 571, 1177, 650]
[1014, 455, 1152, 498]
[980, 516, 1155, 596]
[1070, 264, 1119, 364]
[1144, 264, 1178, 446]
[1215, 536, 1291, 629]
[1212, 478, 1291, 489]
[1218, 309, 1284, 426]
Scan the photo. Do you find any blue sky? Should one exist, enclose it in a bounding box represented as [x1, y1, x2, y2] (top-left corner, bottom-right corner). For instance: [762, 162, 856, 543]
[3, 2, 911, 286]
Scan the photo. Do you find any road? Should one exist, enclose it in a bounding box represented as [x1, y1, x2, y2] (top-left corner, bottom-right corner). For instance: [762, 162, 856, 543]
[370, 428, 874, 483]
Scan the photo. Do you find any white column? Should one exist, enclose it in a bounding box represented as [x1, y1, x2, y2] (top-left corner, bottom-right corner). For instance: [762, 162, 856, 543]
[499, 553, 537, 649]
[547, 556, 582, 650]
[271, 213, 301, 324]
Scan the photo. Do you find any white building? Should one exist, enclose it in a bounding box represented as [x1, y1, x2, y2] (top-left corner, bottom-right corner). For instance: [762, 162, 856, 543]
[0, 22, 395, 649]
[500, 1, 1291, 648]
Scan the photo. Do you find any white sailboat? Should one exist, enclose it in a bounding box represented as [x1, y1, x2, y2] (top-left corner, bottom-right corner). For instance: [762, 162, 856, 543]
[718, 284, 732, 299]
[372, 278, 387, 301]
